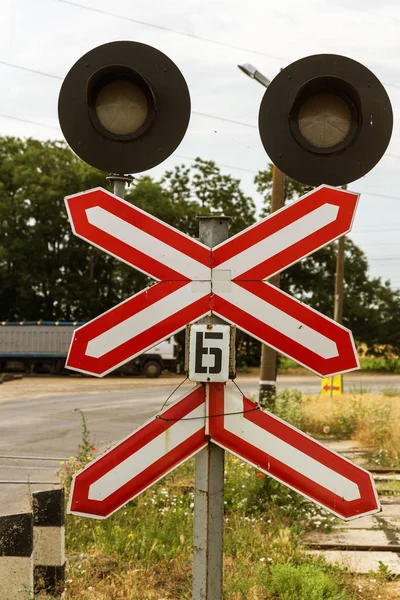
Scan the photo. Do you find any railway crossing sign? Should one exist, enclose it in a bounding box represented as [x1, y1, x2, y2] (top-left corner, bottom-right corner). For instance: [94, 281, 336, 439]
[68, 385, 207, 518]
[65, 184, 360, 377]
[68, 382, 379, 520]
[208, 384, 378, 520]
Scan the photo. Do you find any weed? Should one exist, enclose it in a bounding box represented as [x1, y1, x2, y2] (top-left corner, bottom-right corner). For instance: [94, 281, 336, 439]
[57, 409, 97, 492]
[271, 390, 400, 468]
[268, 562, 348, 600]
[375, 479, 400, 494]
[276, 391, 364, 440]
[348, 382, 371, 395]
[278, 356, 300, 369]
[273, 388, 305, 430]
[381, 387, 400, 397]
[369, 561, 399, 582]
[63, 396, 400, 599]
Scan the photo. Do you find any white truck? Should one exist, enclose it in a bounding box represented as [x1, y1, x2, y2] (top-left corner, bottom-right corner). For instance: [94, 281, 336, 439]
[0, 322, 178, 378]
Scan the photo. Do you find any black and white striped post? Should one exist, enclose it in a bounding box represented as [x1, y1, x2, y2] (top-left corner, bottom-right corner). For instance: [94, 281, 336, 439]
[0, 511, 33, 599]
[32, 488, 65, 598]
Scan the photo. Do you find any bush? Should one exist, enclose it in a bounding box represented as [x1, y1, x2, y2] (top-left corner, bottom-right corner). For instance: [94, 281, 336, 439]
[359, 356, 400, 373]
[273, 388, 305, 430]
[268, 562, 348, 600]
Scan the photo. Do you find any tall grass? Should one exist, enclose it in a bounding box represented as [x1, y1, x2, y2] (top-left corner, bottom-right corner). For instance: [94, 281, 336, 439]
[59, 392, 400, 599]
[63, 455, 357, 599]
[283, 391, 400, 467]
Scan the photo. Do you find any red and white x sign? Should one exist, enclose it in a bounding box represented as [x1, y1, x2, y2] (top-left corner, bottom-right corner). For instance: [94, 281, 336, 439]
[68, 383, 379, 520]
[208, 384, 379, 521]
[65, 185, 359, 377]
[68, 385, 206, 519]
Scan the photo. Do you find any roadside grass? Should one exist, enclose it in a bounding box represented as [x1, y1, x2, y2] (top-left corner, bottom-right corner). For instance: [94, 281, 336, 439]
[376, 479, 400, 494]
[59, 394, 400, 599]
[272, 390, 400, 468]
[278, 355, 400, 373]
[63, 453, 389, 600]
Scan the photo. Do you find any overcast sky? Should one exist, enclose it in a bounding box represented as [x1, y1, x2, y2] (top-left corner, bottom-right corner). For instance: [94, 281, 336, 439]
[1, 0, 400, 289]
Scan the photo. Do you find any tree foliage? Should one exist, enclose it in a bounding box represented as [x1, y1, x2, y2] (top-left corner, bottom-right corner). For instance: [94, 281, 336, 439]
[255, 165, 400, 357]
[0, 141, 255, 324]
[1, 136, 399, 357]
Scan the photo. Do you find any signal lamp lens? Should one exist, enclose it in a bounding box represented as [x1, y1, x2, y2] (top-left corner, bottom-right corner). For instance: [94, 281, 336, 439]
[296, 92, 352, 149]
[94, 79, 149, 136]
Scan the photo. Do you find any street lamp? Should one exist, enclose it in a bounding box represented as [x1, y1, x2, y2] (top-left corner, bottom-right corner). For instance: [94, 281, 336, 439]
[237, 63, 271, 88]
[238, 62, 284, 409]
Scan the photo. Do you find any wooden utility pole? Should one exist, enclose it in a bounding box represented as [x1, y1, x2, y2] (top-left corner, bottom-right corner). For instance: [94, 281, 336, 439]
[259, 164, 285, 409]
[334, 235, 345, 325]
[332, 184, 347, 395]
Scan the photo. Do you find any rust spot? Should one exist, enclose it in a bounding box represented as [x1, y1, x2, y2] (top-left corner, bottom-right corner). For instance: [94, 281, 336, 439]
[164, 427, 171, 452]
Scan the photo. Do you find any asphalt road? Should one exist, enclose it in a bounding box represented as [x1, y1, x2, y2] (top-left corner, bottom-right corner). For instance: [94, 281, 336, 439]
[1, 372, 399, 514]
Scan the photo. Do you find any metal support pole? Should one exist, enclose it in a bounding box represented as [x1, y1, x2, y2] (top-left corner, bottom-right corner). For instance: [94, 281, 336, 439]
[192, 215, 230, 600]
[106, 174, 134, 199]
[259, 164, 285, 409]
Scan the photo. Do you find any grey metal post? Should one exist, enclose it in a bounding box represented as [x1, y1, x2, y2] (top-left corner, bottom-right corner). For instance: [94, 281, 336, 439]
[106, 174, 134, 199]
[192, 215, 230, 600]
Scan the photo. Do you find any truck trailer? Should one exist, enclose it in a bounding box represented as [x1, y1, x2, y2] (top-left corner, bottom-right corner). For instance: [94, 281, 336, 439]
[0, 322, 177, 378]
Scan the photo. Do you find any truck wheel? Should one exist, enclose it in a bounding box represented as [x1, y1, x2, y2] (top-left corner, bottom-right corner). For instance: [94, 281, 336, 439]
[142, 360, 162, 378]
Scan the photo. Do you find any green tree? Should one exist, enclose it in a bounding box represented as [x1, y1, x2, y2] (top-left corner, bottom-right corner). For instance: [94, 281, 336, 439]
[0, 140, 256, 323]
[0, 137, 110, 320]
[160, 157, 256, 235]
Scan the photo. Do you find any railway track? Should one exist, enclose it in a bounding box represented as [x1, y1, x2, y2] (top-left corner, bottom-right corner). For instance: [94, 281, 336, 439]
[0, 454, 64, 485]
[303, 458, 400, 574]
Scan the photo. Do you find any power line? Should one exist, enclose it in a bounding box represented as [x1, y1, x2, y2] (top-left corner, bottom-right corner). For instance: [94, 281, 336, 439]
[3, 109, 400, 204]
[361, 241, 400, 246]
[369, 256, 400, 261]
[52, 0, 286, 62]
[174, 154, 258, 175]
[360, 191, 400, 200]
[3, 108, 400, 205]
[0, 111, 259, 174]
[192, 111, 256, 129]
[354, 221, 400, 231]
[0, 59, 259, 131]
[0, 113, 59, 131]
[52, 0, 400, 92]
[0, 60, 61, 81]
[2, 58, 400, 199]
[3, 58, 400, 163]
